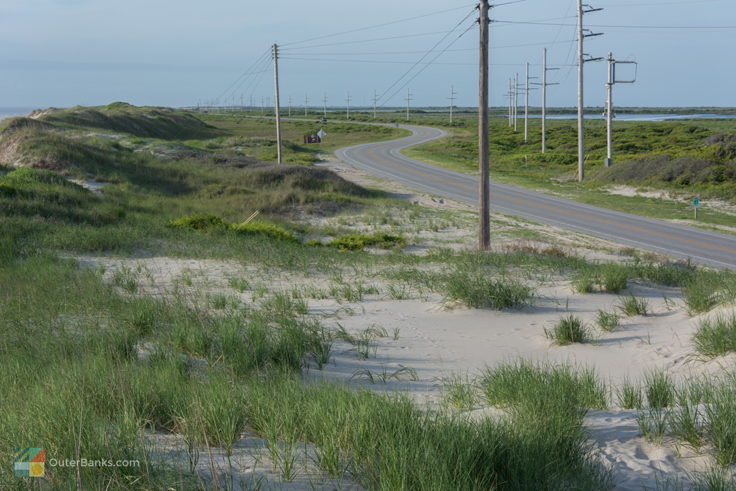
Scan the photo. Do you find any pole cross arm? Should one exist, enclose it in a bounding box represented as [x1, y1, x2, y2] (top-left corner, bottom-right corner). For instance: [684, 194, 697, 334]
[584, 55, 604, 63]
[613, 60, 638, 84]
[583, 5, 603, 13]
[583, 31, 604, 38]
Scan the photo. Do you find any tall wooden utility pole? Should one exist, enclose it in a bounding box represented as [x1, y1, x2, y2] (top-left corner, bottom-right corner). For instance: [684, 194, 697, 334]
[272, 44, 283, 164]
[304, 94, 309, 117]
[373, 90, 378, 119]
[513, 72, 519, 132]
[449, 86, 457, 124]
[524, 63, 529, 143]
[346, 92, 352, 119]
[405, 88, 412, 121]
[523, 63, 537, 143]
[508, 78, 513, 126]
[323, 93, 328, 118]
[479, 0, 490, 250]
[605, 52, 637, 167]
[576, 0, 603, 181]
[536, 48, 559, 153]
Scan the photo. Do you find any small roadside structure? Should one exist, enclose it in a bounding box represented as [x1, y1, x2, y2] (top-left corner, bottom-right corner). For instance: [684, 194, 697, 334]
[304, 134, 321, 144]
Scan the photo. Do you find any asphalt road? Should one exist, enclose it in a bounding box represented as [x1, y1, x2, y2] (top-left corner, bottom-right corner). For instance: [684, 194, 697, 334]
[336, 124, 736, 270]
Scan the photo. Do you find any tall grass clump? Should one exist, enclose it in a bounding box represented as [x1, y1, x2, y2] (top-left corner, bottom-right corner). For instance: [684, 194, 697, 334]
[479, 361, 607, 411]
[703, 382, 736, 466]
[545, 315, 591, 345]
[595, 309, 620, 332]
[617, 295, 649, 316]
[245, 374, 612, 490]
[616, 379, 643, 409]
[644, 371, 675, 408]
[693, 314, 736, 357]
[444, 271, 533, 310]
[441, 373, 479, 410]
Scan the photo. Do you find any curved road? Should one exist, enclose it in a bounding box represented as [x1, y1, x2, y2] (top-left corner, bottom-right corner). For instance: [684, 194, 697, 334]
[336, 124, 736, 270]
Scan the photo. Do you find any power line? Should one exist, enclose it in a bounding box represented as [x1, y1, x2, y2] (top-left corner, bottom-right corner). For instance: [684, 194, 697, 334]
[494, 19, 736, 29]
[280, 3, 476, 47]
[278, 39, 576, 57]
[281, 56, 573, 67]
[377, 8, 477, 106]
[280, 29, 470, 51]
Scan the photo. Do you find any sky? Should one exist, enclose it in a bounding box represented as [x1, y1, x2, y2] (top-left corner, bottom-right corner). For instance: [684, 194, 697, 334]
[1, 0, 734, 110]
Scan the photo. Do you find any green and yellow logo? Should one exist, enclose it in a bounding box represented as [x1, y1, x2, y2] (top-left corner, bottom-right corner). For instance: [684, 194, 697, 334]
[14, 448, 45, 477]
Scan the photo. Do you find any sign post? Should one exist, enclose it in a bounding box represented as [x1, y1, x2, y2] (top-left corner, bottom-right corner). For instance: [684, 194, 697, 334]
[693, 196, 699, 220]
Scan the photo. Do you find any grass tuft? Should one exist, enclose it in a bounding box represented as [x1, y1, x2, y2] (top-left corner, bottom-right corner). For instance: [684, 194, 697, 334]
[693, 314, 736, 357]
[545, 315, 591, 345]
[617, 295, 649, 316]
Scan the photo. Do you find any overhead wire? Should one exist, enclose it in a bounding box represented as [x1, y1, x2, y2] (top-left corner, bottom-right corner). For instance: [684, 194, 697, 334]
[375, 7, 478, 106]
[280, 3, 476, 48]
[215, 48, 271, 105]
[380, 20, 479, 107]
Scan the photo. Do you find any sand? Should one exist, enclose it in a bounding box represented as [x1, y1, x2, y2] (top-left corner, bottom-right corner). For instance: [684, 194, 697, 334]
[71, 157, 736, 489]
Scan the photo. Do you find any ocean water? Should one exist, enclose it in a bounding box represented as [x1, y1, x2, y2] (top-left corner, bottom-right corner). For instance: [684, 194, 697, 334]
[0, 107, 36, 121]
[545, 113, 736, 122]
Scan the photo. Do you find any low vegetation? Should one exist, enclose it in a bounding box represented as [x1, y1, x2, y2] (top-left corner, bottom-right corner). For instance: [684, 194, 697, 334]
[694, 313, 736, 357]
[2, 104, 736, 488]
[545, 315, 591, 345]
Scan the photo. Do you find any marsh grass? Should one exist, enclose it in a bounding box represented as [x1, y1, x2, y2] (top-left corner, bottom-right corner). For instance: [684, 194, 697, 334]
[545, 315, 591, 345]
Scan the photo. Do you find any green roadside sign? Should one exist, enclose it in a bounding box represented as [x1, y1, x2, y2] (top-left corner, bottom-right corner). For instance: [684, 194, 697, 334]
[693, 197, 699, 208]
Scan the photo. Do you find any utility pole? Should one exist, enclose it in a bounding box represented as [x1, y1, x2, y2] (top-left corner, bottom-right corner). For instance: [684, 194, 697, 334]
[346, 92, 352, 119]
[449, 85, 457, 124]
[261, 96, 265, 116]
[478, 0, 490, 250]
[525, 63, 529, 142]
[323, 93, 328, 118]
[577, 0, 603, 181]
[405, 88, 412, 121]
[288, 96, 292, 117]
[523, 63, 537, 143]
[532, 48, 560, 153]
[304, 94, 309, 117]
[272, 43, 283, 164]
[513, 72, 519, 132]
[508, 78, 513, 127]
[250, 95, 254, 112]
[605, 52, 637, 167]
[606, 52, 614, 168]
[372, 90, 378, 119]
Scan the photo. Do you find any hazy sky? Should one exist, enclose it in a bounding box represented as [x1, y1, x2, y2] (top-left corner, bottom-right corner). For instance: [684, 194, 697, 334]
[2, 0, 734, 109]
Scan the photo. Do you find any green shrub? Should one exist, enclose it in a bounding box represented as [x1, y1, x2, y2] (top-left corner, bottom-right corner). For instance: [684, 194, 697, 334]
[329, 232, 406, 251]
[545, 315, 590, 345]
[231, 220, 297, 242]
[168, 214, 228, 231]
